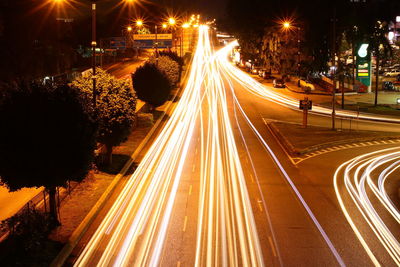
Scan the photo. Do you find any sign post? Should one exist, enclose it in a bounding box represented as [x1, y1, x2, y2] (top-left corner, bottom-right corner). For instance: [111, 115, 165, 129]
[299, 97, 312, 128]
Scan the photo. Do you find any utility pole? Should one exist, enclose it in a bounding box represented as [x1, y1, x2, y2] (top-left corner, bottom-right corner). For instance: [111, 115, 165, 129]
[297, 26, 301, 82]
[91, 1, 97, 108]
[331, 7, 337, 130]
[155, 25, 158, 57]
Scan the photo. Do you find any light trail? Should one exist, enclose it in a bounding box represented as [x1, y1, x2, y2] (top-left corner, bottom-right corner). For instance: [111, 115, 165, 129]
[75, 27, 264, 266]
[334, 147, 400, 266]
[216, 43, 346, 267]
[219, 41, 400, 124]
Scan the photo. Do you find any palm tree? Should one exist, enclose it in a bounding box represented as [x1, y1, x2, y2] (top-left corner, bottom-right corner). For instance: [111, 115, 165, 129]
[370, 21, 392, 106]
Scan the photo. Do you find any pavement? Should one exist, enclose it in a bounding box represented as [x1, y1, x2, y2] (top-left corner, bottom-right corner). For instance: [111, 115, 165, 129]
[252, 74, 400, 115]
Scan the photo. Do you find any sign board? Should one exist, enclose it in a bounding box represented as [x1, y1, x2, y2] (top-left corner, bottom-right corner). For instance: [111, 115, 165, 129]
[132, 34, 172, 48]
[110, 37, 126, 49]
[133, 34, 172, 40]
[356, 43, 371, 91]
[299, 99, 312, 110]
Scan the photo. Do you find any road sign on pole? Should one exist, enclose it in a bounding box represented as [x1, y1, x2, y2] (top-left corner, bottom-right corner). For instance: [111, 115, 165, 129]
[299, 97, 312, 128]
[133, 34, 172, 49]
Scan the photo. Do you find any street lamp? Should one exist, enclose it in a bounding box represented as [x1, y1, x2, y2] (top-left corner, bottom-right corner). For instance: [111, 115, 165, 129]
[136, 19, 143, 27]
[168, 17, 176, 26]
[91, 1, 97, 108]
[280, 21, 301, 84]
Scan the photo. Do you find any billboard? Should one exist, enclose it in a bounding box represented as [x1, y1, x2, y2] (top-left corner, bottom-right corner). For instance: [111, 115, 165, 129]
[356, 43, 372, 92]
[132, 34, 172, 48]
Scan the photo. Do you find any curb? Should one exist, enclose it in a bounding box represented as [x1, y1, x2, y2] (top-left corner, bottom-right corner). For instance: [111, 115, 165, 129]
[265, 119, 400, 157]
[50, 65, 190, 267]
[265, 121, 299, 156]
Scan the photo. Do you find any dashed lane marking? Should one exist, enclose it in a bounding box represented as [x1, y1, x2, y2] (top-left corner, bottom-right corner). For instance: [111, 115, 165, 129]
[293, 139, 400, 164]
[183, 216, 188, 232]
[268, 236, 278, 257]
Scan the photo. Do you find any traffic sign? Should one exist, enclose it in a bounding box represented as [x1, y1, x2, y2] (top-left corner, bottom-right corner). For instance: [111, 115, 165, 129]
[133, 34, 173, 49]
[299, 99, 312, 110]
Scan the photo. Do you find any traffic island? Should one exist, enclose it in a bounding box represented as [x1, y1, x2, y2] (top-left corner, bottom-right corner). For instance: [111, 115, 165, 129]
[265, 119, 400, 156]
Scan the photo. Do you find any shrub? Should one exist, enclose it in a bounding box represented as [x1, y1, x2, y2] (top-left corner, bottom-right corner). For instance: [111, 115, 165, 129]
[131, 62, 172, 108]
[149, 56, 180, 86]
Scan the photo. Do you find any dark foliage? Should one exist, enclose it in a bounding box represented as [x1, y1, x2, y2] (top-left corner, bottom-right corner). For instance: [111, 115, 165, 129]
[224, 0, 400, 72]
[131, 63, 172, 108]
[159, 51, 184, 67]
[0, 82, 97, 191]
[0, 206, 63, 266]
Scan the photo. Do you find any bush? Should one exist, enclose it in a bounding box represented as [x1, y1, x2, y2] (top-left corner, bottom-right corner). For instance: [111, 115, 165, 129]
[0, 206, 63, 266]
[159, 51, 184, 67]
[71, 68, 137, 165]
[149, 55, 180, 86]
[131, 62, 172, 108]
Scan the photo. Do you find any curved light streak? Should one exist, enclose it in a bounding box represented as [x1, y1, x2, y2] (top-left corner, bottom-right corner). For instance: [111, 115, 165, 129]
[334, 147, 400, 266]
[216, 42, 346, 267]
[219, 41, 400, 124]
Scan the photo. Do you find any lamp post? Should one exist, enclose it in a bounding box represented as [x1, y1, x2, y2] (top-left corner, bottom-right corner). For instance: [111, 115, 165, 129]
[282, 21, 301, 85]
[91, 1, 97, 108]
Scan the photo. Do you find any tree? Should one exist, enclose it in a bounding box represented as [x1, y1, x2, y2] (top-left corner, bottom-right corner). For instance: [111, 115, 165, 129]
[0, 82, 97, 224]
[71, 68, 137, 165]
[131, 62, 172, 109]
[149, 55, 180, 86]
[370, 21, 392, 106]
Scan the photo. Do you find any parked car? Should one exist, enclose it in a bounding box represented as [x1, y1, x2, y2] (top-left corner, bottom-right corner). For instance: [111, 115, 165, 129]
[273, 78, 286, 88]
[384, 70, 400, 77]
[258, 69, 272, 79]
[383, 81, 395, 91]
[299, 79, 315, 91]
[251, 67, 261, 75]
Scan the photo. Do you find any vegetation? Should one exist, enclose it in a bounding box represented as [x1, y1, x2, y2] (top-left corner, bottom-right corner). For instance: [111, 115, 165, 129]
[71, 68, 137, 165]
[0, 82, 97, 223]
[149, 55, 180, 86]
[131, 62, 172, 109]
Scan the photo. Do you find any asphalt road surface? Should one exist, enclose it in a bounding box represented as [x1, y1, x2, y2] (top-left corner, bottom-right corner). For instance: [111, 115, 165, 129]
[71, 28, 400, 266]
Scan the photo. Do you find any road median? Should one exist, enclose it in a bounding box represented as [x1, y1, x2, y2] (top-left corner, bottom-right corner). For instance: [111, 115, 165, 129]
[265, 119, 400, 156]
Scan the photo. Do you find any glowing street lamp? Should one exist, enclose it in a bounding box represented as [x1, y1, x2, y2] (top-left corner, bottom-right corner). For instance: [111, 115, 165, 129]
[168, 17, 176, 26]
[127, 26, 132, 32]
[162, 23, 168, 29]
[136, 20, 143, 27]
[283, 22, 291, 29]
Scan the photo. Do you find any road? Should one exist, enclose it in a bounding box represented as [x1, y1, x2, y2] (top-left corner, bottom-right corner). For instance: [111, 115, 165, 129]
[72, 27, 400, 266]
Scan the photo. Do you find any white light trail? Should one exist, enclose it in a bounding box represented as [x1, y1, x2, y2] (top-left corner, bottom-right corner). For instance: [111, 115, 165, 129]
[219, 41, 400, 124]
[75, 27, 264, 266]
[334, 147, 400, 266]
[216, 42, 346, 267]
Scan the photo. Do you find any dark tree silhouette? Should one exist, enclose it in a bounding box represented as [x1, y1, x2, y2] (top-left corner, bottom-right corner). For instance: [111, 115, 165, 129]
[0, 82, 97, 224]
[131, 63, 172, 109]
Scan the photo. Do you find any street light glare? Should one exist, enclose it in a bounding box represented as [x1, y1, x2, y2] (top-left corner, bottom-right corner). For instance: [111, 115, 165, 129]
[168, 17, 176, 25]
[162, 23, 168, 29]
[182, 23, 190, 28]
[283, 22, 291, 29]
[136, 20, 143, 26]
[127, 26, 132, 31]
